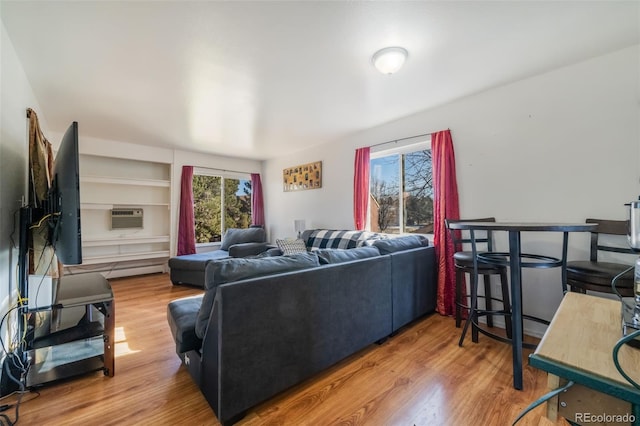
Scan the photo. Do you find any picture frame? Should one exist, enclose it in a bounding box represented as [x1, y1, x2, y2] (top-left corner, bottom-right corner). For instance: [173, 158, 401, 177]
[283, 161, 322, 192]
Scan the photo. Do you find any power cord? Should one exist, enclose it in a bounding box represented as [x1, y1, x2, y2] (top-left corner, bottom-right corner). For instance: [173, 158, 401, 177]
[613, 328, 640, 390]
[512, 380, 575, 425]
[611, 265, 634, 299]
[0, 354, 26, 426]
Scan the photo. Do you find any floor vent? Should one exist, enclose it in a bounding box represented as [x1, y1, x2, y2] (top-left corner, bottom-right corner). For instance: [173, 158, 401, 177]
[111, 208, 143, 229]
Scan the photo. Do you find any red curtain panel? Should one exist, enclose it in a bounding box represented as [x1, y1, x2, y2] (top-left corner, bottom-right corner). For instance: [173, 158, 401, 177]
[432, 129, 460, 316]
[353, 147, 370, 230]
[177, 165, 196, 256]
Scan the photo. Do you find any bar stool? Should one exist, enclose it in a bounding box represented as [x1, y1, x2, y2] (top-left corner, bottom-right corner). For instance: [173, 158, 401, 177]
[446, 218, 512, 344]
[566, 219, 636, 297]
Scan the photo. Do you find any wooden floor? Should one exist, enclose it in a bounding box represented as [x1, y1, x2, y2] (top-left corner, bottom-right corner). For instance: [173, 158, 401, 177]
[13, 273, 569, 425]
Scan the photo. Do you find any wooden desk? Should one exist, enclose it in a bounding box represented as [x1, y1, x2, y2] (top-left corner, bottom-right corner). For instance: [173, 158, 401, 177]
[529, 292, 640, 425]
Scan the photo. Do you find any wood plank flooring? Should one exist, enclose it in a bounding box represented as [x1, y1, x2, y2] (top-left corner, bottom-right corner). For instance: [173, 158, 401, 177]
[12, 273, 569, 425]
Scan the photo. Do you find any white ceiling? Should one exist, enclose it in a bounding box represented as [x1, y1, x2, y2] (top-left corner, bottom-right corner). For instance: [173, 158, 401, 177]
[2, 1, 639, 160]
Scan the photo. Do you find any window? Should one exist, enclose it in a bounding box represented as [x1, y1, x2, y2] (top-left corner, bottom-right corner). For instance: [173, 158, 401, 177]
[192, 171, 252, 244]
[369, 142, 433, 234]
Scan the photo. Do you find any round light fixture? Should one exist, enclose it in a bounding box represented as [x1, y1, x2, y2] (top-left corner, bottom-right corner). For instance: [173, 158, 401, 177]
[372, 47, 408, 75]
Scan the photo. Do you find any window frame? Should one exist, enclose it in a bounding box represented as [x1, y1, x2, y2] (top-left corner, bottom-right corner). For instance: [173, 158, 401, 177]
[193, 167, 252, 248]
[369, 137, 433, 236]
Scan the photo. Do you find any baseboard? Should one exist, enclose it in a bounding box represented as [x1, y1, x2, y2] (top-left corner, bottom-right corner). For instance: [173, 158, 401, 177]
[64, 264, 166, 279]
[476, 317, 546, 339]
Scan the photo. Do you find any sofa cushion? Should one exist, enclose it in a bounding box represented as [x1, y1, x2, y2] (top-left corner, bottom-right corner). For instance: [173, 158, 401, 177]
[305, 230, 367, 250]
[228, 242, 270, 258]
[372, 235, 429, 254]
[276, 238, 307, 255]
[220, 227, 266, 251]
[167, 294, 204, 353]
[315, 246, 380, 265]
[195, 252, 321, 338]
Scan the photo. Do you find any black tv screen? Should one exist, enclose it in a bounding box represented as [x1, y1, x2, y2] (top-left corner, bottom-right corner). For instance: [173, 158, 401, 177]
[49, 121, 82, 265]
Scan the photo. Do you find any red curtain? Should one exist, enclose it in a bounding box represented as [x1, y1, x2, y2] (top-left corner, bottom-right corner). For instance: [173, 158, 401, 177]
[177, 166, 196, 256]
[251, 173, 265, 227]
[432, 129, 460, 316]
[353, 147, 370, 230]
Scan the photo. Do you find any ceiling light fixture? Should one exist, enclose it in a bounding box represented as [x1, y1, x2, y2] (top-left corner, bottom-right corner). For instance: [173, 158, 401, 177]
[372, 47, 408, 75]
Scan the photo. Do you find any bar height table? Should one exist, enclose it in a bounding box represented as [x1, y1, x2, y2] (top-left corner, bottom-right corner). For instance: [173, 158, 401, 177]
[447, 221, 596, 390]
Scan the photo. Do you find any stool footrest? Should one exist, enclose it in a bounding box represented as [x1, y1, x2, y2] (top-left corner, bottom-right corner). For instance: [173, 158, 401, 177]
[478, 252, 563, 269]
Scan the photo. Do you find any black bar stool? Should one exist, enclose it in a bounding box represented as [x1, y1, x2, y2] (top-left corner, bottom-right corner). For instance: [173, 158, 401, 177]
[446, 218, 512, 344]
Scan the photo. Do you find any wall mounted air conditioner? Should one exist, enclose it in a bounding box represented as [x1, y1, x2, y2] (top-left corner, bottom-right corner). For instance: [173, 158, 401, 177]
[111, 208, 143, 229]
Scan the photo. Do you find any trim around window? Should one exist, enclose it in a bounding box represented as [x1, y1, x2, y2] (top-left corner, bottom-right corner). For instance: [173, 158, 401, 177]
[193, 166, 249, 181]
[192, 167, 253, 245]
[370, 138, 431, 158]
[369, 138, 433, 235]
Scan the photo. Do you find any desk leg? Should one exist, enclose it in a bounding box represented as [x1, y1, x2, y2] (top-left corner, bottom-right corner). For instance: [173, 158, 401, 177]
[103, 299, 115, 377]
[509, 230, 523, 390]
[546, 374, 560, 421]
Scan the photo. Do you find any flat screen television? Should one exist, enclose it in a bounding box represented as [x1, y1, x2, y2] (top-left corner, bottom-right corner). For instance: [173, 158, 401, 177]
[48, 121, 82, 265]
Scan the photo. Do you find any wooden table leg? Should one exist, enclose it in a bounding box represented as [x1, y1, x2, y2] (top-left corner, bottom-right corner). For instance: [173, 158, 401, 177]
[546, 374, 560, 421]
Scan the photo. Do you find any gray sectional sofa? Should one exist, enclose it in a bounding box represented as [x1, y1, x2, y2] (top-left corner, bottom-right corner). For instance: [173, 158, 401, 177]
[166, 230, 437, 425]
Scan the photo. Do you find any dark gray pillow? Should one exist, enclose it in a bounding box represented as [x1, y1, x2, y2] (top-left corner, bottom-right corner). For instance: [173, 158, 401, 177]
[195, 252, 320, 338]
[315, 246, 380, 265]
[220, 227, 266, 250]
[372, 235, 428, 254]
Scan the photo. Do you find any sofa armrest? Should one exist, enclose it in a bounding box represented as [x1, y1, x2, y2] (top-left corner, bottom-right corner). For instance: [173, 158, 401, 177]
[167, 295, 203, 354]
[228, 242, 269, 258]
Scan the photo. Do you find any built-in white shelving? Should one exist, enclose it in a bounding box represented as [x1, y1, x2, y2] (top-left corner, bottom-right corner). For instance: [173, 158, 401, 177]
[80, 203, 170, 210]
[82, 235, 170, 247]
[68, 154, 172, 277]
[81, 176, 170, 187]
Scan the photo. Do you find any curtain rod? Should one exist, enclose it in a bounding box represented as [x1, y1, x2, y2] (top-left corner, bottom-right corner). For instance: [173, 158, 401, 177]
[368, 128, 448, 149]
[194, 166, 255, 175]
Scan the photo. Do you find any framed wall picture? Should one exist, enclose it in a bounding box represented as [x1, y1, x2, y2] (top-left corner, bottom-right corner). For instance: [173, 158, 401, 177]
[283, 161, 322, 192]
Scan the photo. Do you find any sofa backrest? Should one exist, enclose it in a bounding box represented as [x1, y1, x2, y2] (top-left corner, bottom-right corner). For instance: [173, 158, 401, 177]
[220, 227, 266, 250]
[371, 234, 429, 254]
[195, 252, 320, 338]
[314, 245, 380, 264]
[301, 229, 384, 250]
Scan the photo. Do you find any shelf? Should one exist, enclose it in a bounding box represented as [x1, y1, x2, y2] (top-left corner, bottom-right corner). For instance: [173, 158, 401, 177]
[82, 176, 170, 187]
[81, 203, 170, 210]
[79, 251, 170, 265]
[83, 236, 170, 247]
[26, 338, 106, 387]
[77, 154, 172, 277]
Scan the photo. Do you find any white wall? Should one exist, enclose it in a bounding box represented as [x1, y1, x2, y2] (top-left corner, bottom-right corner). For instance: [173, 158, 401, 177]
[264, 45, 640, 336]
[0, 22, 46, 345]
